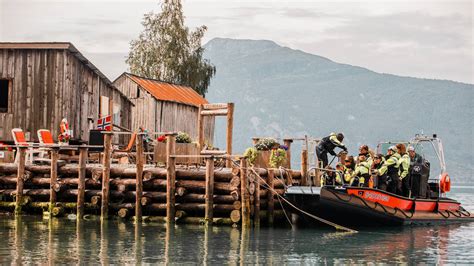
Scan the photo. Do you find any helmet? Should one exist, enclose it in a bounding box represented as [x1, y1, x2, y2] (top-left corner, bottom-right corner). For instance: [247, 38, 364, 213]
[336, 133, 344, 142]
[408, 146, 415, 152]
[388, 145, 397, 152]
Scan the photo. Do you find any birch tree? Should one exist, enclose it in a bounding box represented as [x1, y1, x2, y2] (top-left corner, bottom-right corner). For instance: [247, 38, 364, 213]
[126, 0, 215, 96]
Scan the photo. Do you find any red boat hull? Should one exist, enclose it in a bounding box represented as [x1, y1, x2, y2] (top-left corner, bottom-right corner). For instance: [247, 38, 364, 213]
[284, 186, 473, 227]
[346, 188, 461, 212]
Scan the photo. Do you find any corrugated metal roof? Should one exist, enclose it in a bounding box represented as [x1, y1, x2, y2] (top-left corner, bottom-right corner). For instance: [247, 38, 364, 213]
[126, 73, 208, 107]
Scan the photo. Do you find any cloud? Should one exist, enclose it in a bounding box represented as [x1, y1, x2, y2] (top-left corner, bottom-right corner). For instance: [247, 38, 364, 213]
[1, 0, 472, 83]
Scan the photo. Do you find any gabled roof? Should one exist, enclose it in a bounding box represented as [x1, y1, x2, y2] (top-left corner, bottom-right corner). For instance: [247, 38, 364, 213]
[0, 42, 132, 104]
[122, 73, 209, 107]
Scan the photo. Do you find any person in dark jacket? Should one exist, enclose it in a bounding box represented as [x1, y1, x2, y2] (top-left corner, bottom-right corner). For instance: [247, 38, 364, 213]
[408, 146, 423, 166]
[408, 145, 424, 197]
[375, 146, 400, 194]
[316, 132, 347, 168]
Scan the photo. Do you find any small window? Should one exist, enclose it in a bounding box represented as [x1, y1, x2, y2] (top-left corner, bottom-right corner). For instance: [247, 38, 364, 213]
[0, 80, 9, 113]
[136, 87, 140, 98]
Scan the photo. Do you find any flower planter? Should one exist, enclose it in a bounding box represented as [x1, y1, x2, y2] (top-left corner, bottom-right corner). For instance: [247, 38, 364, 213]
[0, 150, 14, 163]
[253, 150, 289, 169]
[154, 142, 200, 164]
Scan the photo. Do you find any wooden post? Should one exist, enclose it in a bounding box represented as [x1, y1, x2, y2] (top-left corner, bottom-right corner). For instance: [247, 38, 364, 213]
[204, 157, 214, 224]
[108, 98, 114, 132]
[254, 173, 261, 227]
[153, 144, 159, 165]
[166, 134, 177, 223]
[135, 134, 144, 222]
[283, 139, 293, 169]
[267, 169, 275, 225]
[49, 147, 59, 214]
[301, 149, 308, 186]
[14, 147, 27, 215]
[77, 146, 88, 220]
[101, 132, 113, 220]
[226, 103, 234, 168]
[240, 158, 250, 227]
[197, 104, 204, 150]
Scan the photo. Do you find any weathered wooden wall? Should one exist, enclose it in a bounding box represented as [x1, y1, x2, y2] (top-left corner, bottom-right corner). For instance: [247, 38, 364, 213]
[0, 48, 132, 142]
[114, 75, 214, 145]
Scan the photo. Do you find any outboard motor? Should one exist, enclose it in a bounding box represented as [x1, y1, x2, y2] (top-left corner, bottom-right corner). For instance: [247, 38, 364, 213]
[411, 159, 430, 198]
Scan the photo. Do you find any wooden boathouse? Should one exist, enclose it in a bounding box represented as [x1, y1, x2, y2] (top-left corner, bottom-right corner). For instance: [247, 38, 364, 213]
[0, 42, 133, 143]
[113, 73, 215, 145]
[0, 43, 312, 228]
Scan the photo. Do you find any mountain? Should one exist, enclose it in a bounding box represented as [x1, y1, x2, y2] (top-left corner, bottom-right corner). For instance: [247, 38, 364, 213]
[203, 38, 474, 182]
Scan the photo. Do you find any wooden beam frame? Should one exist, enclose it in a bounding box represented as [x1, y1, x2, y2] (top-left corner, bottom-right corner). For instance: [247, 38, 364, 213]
[197, 102, 234, 168]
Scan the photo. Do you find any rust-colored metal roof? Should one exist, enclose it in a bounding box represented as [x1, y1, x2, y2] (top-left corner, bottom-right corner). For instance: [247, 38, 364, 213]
[126, 73, 208, 106]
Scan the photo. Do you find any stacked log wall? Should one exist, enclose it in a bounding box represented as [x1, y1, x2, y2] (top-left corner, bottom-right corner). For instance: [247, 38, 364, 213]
[0, 162, 298, 224]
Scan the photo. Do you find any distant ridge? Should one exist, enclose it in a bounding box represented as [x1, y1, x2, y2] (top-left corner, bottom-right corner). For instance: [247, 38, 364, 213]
[204, 38, 474, 182]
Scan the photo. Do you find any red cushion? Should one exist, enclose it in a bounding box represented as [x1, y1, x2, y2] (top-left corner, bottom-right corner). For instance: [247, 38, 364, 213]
[39, 130, 54, 144]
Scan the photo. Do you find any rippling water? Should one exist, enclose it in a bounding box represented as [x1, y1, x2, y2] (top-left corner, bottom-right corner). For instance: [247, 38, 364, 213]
[1, 186, 473, 264]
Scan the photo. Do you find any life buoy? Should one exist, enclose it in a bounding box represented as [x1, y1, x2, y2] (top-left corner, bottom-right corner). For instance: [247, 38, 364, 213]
[60, 118, 69, 134]
[440, 173, 451, 193]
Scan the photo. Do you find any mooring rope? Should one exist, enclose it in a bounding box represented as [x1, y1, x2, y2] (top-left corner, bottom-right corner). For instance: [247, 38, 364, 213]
[248, 167, 357, 233]
[276, 191, 294, 227]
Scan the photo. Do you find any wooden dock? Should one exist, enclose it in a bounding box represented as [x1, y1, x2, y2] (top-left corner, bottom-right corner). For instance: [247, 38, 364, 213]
[0, 133, 307, 227]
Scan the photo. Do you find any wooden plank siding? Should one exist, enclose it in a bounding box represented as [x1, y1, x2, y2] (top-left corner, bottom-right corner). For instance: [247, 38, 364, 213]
[0, 47, 132, 143]
[114, 74, 215, 146]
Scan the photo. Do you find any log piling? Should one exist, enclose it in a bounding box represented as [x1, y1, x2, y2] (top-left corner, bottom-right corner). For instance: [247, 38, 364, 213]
[101, 133, 113, 220]
[14, 147, 27, 215]
[135, 134, 144, 222]
[77, 146, 88, 220]
[166, 134, 177, 224]
[0, 136, 303, 227]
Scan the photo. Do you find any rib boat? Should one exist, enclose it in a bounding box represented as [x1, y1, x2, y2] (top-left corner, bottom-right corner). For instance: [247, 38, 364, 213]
[284, 134, 474, 227]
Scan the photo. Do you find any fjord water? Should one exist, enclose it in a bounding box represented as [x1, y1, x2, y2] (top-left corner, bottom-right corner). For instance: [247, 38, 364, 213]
[1, 186, 473, 264]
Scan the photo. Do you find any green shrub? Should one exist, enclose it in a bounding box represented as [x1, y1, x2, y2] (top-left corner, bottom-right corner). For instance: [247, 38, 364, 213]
[270, 148, 286, 168]
[243, 147, 258, 165]
[176, 131, 192, 143]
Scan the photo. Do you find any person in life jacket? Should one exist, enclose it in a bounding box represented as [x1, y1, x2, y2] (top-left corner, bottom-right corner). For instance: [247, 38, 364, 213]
[350, 154, 371, 187]
[335, 163, 345, 186]
[321, 166, 338, 186]
[343, 155, 355, 184]
[397, 143, 411, 197]
[316, 132, 347, 168]
[375, 145, 401, 194]
[358, 145, 375, 168]
[371, 153, 387, 190]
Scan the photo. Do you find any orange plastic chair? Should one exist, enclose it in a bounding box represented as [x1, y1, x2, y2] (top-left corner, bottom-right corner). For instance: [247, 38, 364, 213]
[11, 128, 28, 145]
[37, 129, 55, 145]
[11, 128, 40, 163]
[37, 129, 55, 158]
[117, 132, 137, 152]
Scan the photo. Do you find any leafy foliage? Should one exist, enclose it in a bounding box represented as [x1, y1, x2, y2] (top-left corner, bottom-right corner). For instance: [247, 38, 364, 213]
[269, 148, 287, 168]
[176, 131, 192, 143]
[126, 0, 216, 96]
[254, 138, 278, 151]
[243, 147, 258, 165]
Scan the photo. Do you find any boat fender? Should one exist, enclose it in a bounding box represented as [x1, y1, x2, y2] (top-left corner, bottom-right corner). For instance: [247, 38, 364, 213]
[440, 173, 451, 193]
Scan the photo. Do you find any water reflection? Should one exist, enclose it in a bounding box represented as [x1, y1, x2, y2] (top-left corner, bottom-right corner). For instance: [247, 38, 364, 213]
[0, 206, 473, 263]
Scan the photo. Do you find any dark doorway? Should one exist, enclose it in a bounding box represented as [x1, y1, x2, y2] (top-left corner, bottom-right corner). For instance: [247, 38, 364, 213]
[0, 79, 9, 113]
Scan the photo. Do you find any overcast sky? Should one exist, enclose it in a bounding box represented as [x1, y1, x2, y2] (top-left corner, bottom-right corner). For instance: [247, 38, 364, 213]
[1, 0, 472, 83]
